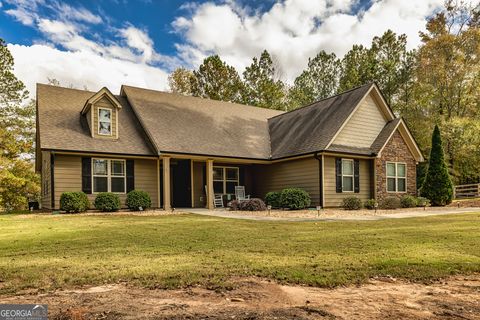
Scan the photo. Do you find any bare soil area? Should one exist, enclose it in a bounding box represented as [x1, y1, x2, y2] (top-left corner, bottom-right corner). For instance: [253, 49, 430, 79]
[227, 205, 479, 219]
[1, 276, 479, 319]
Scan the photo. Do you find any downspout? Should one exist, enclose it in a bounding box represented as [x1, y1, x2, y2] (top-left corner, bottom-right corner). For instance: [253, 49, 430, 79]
[314, 152, 324, 208]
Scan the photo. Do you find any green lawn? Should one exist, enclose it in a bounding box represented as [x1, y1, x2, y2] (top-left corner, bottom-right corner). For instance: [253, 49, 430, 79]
[0, 212, 479, 294]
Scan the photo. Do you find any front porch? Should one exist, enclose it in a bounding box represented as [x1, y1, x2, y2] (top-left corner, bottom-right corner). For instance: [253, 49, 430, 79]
[160, 156, 257, 210]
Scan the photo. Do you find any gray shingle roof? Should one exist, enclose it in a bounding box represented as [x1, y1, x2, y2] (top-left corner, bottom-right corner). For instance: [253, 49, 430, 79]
[121, 85, 283, 159]
[327, 144, 374, 156]
[268, 83, 373, 159]
[36, 84, 155, 155]
[370, 118, 401, 154]
[37, 82, 401, 160]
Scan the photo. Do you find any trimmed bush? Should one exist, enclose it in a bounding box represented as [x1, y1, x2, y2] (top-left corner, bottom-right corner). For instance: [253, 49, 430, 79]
[228, 198, 267, 211]
[60, 191, 90, 213]
[420, 125, 454, 206]
[416, 197, 430, 207]
[380, 196, 401, 210]
[342, 196, 362, 210]
[94, 192, 121, 212]
[126, 190, 152, 211]
[265, 191, 281, 208]
[400, 195, 417, 208]
[364, 199, 377, 210]
[280, 188, 311, 210]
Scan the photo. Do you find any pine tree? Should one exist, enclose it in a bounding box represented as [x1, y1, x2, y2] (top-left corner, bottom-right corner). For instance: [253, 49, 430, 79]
[191, 55, 244, 103]
[420, 125, 454, 206]
[0, 38, 39, 210]
[242, 50, 286, 110]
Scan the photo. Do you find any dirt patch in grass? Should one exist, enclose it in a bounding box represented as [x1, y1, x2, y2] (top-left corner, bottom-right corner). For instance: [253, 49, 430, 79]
[1, 276, 479, 319]
[227, 206, 478, 219]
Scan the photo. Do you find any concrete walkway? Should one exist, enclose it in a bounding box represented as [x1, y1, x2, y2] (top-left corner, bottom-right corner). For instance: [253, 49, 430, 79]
[185, 207, 480, 222]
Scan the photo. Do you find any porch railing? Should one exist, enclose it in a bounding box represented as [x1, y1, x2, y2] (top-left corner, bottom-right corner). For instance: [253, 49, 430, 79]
[454, 183, 480, 199]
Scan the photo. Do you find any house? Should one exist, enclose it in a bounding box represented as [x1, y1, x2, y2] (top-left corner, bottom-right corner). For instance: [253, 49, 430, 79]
[35, 82, 424, 210]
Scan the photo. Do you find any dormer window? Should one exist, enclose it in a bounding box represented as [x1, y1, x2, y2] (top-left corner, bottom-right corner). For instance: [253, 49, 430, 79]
[98, 108, 112, 135]
[81, 87, 122, 139]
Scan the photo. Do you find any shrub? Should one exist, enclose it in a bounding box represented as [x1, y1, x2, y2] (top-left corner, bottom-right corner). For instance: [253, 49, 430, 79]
[228, 198, 267, 211]
[420, 125, 454, 206]
[400, 195, 417, 208]
[364, 199, 377, 210]
[60, 192, 90, 213]
[416, 197, 430, 207]
[94, 192, 120, 212]
[380, 196, 401, 210]
[342, 196, 362, 210]
[126, 190, 152, 211]
[265, 191, 282, 208]
[280, 188, 311, 210]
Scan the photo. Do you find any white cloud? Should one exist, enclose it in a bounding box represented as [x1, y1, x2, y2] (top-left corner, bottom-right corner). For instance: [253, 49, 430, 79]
[119, 26, 155, 63]
[51, 2, 102, 24]
[4, 0, 177, 97]
[9, 44, 169, 96]
[173, 0, 444, 82]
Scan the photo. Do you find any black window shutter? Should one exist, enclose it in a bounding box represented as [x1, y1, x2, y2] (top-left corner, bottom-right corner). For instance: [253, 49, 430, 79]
[335, 158, 342, 193]
[126, 159, 135, 192]
[354, 159, 360, 193]
[81, 157, 92, 194]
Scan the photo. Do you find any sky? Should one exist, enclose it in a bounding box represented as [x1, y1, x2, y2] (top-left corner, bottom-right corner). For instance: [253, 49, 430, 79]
[0, 0, 445, 98]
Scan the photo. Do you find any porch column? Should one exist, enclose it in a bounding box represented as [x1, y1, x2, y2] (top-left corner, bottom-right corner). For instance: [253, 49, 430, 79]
[157, 158, 161, 208]
[163, 156, 171, 211]
[206, 159, 214, 209]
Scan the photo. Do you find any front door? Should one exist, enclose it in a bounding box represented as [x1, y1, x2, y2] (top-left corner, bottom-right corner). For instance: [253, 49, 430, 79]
[171, 159, 192, 208]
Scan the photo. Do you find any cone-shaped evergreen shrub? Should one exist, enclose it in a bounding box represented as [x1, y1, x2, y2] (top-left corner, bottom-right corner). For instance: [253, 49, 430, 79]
[420, 125, 453, 206]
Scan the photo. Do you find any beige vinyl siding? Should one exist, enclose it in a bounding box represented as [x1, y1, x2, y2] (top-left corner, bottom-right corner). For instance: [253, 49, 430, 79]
[53, 155, 83, 209]
[41, 151, 52, 209]
[253, 157, 320, 205]
[134, 159, 159, 208]
[323, 156, 372, 207]
[93, 96, 118, 139]
[53, 154, 158, 209]
[333, 94, 387, 148]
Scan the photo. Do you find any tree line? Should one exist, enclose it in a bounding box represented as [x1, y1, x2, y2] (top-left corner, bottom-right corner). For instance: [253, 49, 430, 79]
[169, 1, 480, 185]
[0, 1, 478, 210]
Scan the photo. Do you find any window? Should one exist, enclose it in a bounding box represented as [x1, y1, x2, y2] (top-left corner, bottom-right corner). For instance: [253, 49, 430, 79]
[213, 166, 239, 194]
[386, 162, 406, 192]
[341, 159, 354, 192]
[92, 158, 126, 193]
[98, 108, 112, 135]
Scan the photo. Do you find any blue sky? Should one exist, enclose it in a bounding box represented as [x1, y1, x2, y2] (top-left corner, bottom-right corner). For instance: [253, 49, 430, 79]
[1, 0, 444, 97]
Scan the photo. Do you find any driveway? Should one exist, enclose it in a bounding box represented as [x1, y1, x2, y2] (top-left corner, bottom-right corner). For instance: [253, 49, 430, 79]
[186, 207, 480, 222]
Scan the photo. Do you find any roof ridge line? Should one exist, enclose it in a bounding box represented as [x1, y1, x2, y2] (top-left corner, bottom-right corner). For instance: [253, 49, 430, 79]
[267, 82, 374, 121]
[121, 85, 284, 115]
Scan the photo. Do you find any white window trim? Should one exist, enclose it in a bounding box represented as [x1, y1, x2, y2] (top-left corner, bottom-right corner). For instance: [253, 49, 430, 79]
[92, 158, 126, 194]
[213, 166, 239, 195]
[341, 158, 354, 193]
[386, 162, 407, 193]
[97, 107, 113, 136]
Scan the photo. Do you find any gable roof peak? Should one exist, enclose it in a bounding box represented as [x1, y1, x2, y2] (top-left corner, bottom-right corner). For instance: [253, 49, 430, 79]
[81, 86, 122, 115]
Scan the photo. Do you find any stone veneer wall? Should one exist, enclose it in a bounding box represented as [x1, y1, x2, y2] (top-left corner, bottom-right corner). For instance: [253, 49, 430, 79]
[375, 130, 417, 201]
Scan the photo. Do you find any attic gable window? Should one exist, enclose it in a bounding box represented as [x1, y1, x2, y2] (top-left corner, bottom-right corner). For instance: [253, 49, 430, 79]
[98, 108, 112, 135]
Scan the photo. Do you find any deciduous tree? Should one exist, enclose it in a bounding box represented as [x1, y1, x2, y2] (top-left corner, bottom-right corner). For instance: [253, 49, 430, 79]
[288, 51, 340, 109]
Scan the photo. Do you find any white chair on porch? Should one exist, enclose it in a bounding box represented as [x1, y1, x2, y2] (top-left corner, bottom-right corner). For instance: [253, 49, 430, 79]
[235, 186, 250, 202]
[205, 185, 224, 208]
